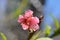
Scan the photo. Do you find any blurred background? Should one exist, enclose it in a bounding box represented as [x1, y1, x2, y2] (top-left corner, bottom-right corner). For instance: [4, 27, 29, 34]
[0, 0, 60, 40]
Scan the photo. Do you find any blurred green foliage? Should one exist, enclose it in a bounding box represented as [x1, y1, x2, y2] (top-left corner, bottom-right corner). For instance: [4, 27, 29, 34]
[50, 14, 60, 37]
[50, 14, 59, 30]
[0, 32, 7, 40]
[44, 24, 51, 36]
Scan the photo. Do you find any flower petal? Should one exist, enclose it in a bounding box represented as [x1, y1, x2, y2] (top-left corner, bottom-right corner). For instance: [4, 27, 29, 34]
[24, 10, 33, 18]
[30, 24, 39, 31]
[18, 15, 24, 23]
[30, 17, 39, 25]
[21, 23, 29, 30]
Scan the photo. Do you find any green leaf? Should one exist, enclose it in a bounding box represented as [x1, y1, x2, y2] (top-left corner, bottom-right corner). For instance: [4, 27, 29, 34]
[30, 31, 41, 40]
[0, 32, 7, 40]
[36, 37, 53, 40]
[50, 14, 59, 30]
[44, 24, 51, 35]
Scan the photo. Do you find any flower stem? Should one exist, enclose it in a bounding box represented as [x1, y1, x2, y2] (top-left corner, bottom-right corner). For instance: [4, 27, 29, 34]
[28, 31, 35, 40]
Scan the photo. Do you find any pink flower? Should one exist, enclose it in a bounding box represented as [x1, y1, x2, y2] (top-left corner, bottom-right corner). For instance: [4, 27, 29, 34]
[18, 10, 39, 31]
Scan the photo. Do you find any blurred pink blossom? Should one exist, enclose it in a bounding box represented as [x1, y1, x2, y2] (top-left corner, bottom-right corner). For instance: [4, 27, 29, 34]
[18, 10, 39, 31]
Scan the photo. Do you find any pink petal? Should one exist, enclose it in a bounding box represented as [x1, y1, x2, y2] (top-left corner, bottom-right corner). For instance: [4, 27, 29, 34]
[30, 17, 39, 25]
[21, 23, 29, 30]
[18, 15, 24, 23]
[30, 24, 39, 31]
[24, 10, 33, 18]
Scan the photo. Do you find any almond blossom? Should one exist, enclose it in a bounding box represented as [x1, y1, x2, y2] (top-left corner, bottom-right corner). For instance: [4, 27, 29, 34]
[18, 10, 39, 31]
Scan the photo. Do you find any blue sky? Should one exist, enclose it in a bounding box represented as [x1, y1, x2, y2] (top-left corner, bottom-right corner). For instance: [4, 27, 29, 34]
[43, 0, 60, 26]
